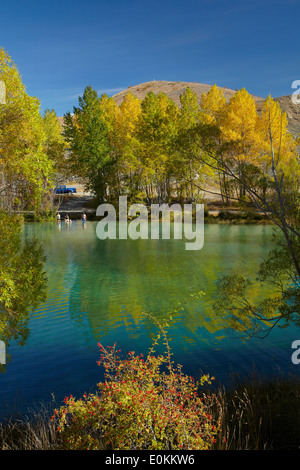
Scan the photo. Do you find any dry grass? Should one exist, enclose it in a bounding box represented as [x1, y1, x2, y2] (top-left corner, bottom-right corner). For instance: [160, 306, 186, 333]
[212, 374, 300, 450]
[1, 374, 300, 450]
[0, 404, 58, 450]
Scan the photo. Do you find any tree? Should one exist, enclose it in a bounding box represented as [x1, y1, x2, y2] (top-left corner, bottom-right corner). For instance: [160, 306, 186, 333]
[43, 108, 68, 208]
[63, 86, 112, 202]
[173, 87, 211, 203]
[200, 84, 227, 126]
[219, 88, 261, 199]
[43, 109, 67, 175]
[257, 96, 299, 179]
[194, 84, 228, 202]
[94, 92, 169, 204]
[136, 92, 179, 203]
[105, 92, 142, 202]
[191, 93, 300, 336]
[0, 48, 54, 211]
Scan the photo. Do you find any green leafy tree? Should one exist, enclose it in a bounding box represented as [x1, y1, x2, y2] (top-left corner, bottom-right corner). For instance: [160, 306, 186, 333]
[63, 86, 112, 202]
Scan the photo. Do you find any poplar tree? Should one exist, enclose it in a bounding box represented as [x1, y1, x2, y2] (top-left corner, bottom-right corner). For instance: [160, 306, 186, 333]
[192, 90, 300, 336]
[136, 92, 179, 203]
[174, 87, 205, 203]
[111, 92, 142, 201]
[0, 50, 48, 358]
[0, 48, 54, 211]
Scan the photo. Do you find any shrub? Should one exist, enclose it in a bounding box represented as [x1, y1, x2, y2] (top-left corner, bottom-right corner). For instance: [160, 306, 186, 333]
[53, 315, 221, 450]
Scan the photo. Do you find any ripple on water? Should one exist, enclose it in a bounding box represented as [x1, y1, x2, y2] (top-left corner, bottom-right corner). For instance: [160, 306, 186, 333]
[0, 222, 299, 417]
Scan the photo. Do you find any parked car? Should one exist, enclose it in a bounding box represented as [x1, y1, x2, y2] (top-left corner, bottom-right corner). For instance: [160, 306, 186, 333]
[55, 185, 77, 194]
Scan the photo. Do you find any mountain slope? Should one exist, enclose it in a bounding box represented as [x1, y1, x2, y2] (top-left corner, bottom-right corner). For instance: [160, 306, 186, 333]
[112, 80, 299, 137]
[112, 80, 264, 107]
[58, 81, 300, 137]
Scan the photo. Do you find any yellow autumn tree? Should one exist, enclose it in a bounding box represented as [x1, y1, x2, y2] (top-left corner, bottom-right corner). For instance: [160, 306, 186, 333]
[198, 85, 229, 201]
[200, 84, 227, 126]
[43, 109, 67, 178]
[257, 95, 299, 176]
[111, 92, 143, 201]
[218, 90, 299, 201]
[209, 95, 300, 337]
[220, 88, 259, 159]
[218, 88, 261, 198]
[43, 108, 68, 209]
[0, 48, 54, 211]
[136, 91, 179, 203]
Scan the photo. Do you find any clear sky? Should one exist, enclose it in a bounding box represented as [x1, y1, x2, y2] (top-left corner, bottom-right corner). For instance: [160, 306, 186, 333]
[1, 0, 299, 116]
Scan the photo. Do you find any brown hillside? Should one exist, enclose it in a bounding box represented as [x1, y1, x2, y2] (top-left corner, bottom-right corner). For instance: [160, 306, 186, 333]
[273, 95, 300, 137]
[113, 81, 299, 137]
[112, 80, 262, 106]
[58, 81, 300, 137]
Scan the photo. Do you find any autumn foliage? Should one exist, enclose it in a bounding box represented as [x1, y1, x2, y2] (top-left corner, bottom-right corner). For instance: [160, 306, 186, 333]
[62, 80, 299, 208]
[53, 317, 220, 450]
[0, 48, 57, 211]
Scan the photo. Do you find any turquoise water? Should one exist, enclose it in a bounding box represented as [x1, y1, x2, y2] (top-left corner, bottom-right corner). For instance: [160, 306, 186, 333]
[0, 221, 299, 417]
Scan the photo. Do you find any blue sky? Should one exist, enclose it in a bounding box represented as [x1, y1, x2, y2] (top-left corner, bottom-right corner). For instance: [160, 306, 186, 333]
[1, 0, 299, 116]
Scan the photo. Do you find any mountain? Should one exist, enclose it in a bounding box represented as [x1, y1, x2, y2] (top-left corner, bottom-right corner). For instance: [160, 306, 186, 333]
[58, 80, 300, 137]
[272, 94, 300, 137]
[113, 80, 299, 137]
[112, 80, 243, 106]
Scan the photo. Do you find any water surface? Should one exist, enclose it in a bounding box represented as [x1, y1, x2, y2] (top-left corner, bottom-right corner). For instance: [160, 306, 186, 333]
[0, 221, 299, 417]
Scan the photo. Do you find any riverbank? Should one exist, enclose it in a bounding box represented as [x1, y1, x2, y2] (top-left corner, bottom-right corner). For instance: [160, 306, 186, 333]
[19, 194, 273, 224]
[1, 373, 299, 450]
[56, 193, 272, 224]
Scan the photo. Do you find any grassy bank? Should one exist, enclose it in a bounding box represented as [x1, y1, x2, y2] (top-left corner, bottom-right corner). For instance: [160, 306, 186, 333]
[1, 375, 299, 450]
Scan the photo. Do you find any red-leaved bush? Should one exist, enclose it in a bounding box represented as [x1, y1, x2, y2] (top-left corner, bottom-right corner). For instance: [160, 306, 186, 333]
[53, 315, 221, 450]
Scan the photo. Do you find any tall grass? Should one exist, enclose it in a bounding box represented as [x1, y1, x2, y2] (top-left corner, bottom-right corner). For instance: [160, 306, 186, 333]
[0, 403, 57, 450]
[213, 374, 300, 450]
[1, 375, 300, 450]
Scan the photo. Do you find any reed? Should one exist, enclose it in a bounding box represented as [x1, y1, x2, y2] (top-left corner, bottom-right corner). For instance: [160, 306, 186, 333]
[1, 374, 300, 450]
[0, 403, 57, 450]
[212, 373, 300, 450]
